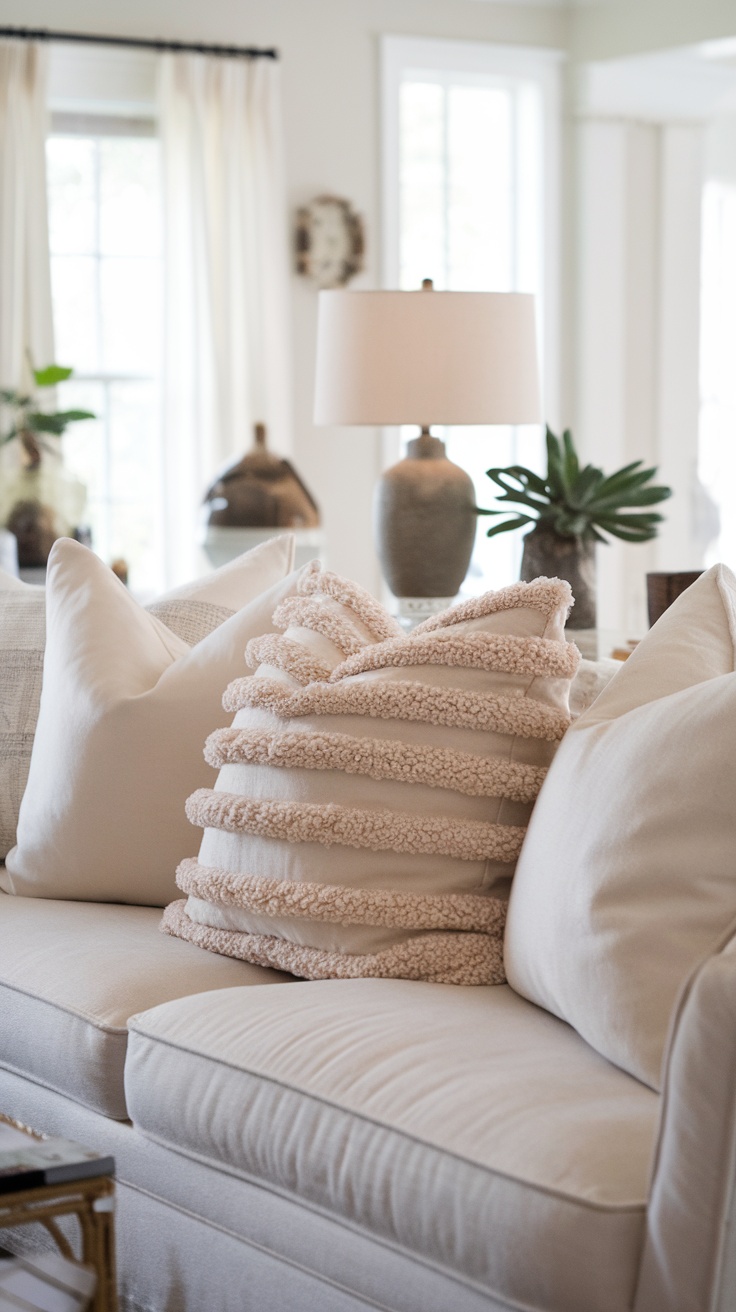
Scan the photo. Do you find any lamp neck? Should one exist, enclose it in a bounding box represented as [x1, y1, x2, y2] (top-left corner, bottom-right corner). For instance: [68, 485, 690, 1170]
[407, 426, 446, 460]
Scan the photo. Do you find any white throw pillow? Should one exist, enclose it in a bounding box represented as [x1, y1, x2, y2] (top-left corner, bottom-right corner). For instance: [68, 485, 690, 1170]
[163, 571, 578, 985]
[0, 536, 295, 860]
[1, 536, 302, 906]
[505, 564, 736, 1090]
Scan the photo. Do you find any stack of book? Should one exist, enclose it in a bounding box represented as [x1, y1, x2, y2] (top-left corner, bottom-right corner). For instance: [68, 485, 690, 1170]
[0, 1121, 114, 1195]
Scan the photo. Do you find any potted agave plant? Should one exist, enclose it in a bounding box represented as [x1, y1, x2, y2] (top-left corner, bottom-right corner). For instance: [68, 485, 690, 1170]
[0, 364, 95, 568]
[481, 427, 672, 629]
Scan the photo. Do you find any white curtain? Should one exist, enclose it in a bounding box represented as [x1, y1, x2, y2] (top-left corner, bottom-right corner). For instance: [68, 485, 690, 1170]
[158, 52, 292, 584]
[0, 40, 54, 393]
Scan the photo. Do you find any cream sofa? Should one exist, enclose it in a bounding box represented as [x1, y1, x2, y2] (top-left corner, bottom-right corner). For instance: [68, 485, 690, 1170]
[2, 549, 735, 1312]
[1, 884, 735, 1312]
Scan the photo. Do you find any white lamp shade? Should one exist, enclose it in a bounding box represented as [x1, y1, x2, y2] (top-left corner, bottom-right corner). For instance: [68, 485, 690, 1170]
[314, 289, 541, 427]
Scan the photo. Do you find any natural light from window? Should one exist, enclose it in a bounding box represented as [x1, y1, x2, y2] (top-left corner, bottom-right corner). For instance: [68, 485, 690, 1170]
[46, 130, 164, 593]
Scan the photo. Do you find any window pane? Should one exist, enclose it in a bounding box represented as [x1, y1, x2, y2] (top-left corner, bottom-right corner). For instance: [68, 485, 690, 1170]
[100, 257, 162, 374]
[447, 86, 512, 291]
[57, 379, 107, 499]
[46, 137, 95, 255]
[400, 81, 446, 290]
[100, 138, 161, 258]
[47, 128, 164, 589]
[50, 255, 99, 371]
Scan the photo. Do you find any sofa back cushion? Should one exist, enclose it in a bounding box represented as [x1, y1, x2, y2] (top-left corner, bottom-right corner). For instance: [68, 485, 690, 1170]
[163, 571, 578, 985]
[504, 564, 736, 1090]
[1, 536, 300, 905]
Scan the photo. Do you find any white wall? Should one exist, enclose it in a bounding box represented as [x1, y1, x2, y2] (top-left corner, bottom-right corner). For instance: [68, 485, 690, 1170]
[3, 0, 566, 595]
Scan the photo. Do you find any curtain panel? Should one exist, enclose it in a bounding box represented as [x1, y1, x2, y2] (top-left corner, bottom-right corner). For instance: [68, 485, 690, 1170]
[0, 40, 54, 393]
[158, 53, 292, 585]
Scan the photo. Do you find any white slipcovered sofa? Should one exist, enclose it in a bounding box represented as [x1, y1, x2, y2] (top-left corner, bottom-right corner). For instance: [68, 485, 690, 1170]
[2, 554, 735, 1312]
[1, 893, 734, 1312]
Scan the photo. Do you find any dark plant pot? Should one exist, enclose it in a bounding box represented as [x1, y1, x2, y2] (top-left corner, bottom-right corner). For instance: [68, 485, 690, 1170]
[520, 526, 596, 629]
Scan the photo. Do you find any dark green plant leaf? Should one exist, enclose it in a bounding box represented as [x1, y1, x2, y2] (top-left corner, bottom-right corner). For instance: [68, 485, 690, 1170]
[485, 514, 535, 538]
[595, 511, 664, 529]
[589, 484, 672, 512]
[562, 429, 579, 487]
[55, 408, 96, 423]
[33, 364, 73, 387]
[27, 409, 95, 435]
[567, 464, 605, 507]
[488, 464, 549, 497]
[545, 428, 567, 498]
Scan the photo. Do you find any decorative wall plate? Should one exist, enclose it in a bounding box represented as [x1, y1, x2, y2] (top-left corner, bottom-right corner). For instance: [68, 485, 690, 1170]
[296, 194, 365, 289]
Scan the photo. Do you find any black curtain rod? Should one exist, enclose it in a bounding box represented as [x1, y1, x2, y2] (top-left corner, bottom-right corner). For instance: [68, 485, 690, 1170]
[0, 26, 278, 60]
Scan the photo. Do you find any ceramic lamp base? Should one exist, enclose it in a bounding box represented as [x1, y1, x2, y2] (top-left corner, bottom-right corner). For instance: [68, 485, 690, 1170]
[374, 429, 476, 600]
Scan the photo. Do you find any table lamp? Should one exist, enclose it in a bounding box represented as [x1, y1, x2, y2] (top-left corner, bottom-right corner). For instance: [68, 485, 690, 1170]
[313, 283, 541, 620]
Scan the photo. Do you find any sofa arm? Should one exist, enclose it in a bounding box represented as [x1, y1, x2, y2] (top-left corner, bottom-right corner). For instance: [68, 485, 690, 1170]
[635, 932, 736, 1312]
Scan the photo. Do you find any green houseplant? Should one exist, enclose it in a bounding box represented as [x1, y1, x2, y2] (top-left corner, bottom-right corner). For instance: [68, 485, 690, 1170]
[481, 427, 672, 629]
[0, 364, 94, 568]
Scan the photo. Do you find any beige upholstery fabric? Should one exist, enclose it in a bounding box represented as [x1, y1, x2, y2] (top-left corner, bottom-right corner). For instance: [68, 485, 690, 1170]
[0, 892, 289, 1118]
[125, 978, 658, 1312]
[0, 536, 295, 861]
[635, 932, 736, 1312]
[1, 538, 303, 906]
[505, 564, 736, 1089]
[163, 571, 578, 984]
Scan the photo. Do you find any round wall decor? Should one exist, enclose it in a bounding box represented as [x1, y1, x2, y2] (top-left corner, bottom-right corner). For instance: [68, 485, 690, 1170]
[295, 194, 365, 289]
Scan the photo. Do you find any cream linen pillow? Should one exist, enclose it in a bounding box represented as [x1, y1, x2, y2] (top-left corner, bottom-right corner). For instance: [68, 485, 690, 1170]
[505, 564, 736, 1090]
[1, 536, 303, 906]
[163, 570, 578, 985]
[0, 536, 295, 861]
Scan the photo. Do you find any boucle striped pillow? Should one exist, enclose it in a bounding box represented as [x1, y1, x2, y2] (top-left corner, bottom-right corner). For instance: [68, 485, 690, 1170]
[162, 570, 578, 985]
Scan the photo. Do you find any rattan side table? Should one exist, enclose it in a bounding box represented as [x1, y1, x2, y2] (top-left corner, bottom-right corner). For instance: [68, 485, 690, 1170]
[0, 1114, 118, 1312]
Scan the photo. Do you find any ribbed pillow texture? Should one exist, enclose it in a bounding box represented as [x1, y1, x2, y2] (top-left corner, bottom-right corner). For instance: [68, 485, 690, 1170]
[162, 564, 578, 984]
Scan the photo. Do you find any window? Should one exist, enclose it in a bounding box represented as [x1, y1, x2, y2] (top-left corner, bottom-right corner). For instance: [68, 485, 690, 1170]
[382, 37, 561, 594]
[46, 123, 164, 593]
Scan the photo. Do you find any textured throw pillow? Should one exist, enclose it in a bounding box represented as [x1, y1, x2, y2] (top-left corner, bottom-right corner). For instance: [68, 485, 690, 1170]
[0, 537, 294, 861]
[162, 569, 578, 985]
[1, 536, 302, 906]
[505, 564, 736, 1090]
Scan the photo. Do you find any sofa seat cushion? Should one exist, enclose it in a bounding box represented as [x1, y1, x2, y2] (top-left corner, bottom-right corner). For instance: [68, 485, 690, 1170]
[125, 979, 659, 1312]
[0, 893, 289, 1120]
